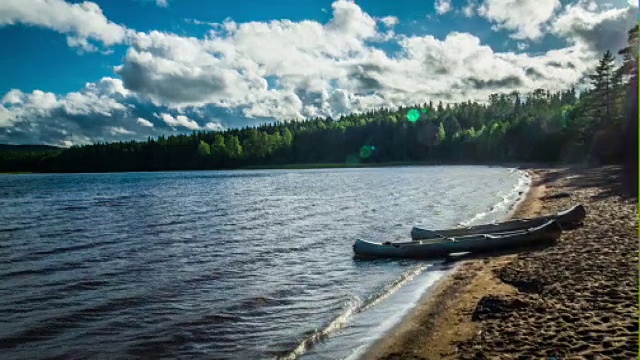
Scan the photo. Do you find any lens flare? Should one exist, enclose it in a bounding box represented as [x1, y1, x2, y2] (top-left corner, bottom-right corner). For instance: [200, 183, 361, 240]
[359, 145, 376, 159]
[406, 109, 420, 122]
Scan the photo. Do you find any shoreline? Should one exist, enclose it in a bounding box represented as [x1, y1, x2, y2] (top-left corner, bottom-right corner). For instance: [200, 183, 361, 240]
[363, 165, 637, 359]
[0, 161, 558, 175]
[361, 167, 541, 359]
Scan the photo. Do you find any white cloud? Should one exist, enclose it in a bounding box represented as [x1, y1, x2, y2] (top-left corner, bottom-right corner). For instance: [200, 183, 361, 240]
[137, 117, 154, 127]
[1, 89, 24, 105]
[156, 112, 201, 130]
[63, 90, 126, 117]
[107, 126, 135, 135]
[435, 0, 453, 15]
[379, 16, 399, 27]
[462, 0, 478, 17]
[0, 0, 128, 51]
[186, 18, 217, 27]
[478, 0, 561, 40]
[2, 90, 59, 117]
[205, 122, 224, 131]
[551, 1, 638, 52]
[326, 0, 377, 39]
[0, 78, 142, 146]
[66, 36, 99, 52]
[0, 106, 16, 128]
[0, 0, 619, 146]
[156, 0, 169, 7]
[108, 0, 608, 123]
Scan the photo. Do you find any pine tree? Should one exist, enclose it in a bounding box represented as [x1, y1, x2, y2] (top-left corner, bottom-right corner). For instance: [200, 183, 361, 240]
[588, 50, 617, 128]
[617, 25, 639, 193]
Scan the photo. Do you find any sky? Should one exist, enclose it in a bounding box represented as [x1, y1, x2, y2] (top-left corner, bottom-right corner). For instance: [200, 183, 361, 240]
[0, 0, 637, 146]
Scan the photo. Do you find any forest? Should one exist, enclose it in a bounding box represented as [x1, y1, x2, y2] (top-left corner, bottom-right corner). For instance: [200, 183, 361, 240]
[0, 26, 637, 184]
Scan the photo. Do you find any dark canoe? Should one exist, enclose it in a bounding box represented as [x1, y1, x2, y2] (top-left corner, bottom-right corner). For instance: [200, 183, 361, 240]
[410, 204, 586, 240]
[353, 220, 562, 260]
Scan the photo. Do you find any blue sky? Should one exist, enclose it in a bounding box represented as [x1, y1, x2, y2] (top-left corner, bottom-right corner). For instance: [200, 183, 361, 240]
[0, 0, 637, 146]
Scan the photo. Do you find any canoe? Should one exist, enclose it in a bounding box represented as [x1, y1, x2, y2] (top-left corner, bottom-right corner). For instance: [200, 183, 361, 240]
[411, 204, 586, 240]
[353, 220, 562, 260]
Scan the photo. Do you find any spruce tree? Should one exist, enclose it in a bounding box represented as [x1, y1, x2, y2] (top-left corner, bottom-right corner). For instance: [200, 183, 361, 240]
[588, 50, 617, 128]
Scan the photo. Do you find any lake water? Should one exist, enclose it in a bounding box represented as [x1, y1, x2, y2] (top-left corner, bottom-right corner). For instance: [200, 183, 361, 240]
[0, 166, 529, 359]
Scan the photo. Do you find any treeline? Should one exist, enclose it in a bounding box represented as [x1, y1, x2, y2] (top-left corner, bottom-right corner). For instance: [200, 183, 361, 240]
[0, 145, 62, 173]
[1, 26, 637, 176]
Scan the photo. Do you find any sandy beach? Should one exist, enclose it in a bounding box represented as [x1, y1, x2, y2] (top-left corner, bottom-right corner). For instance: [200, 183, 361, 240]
[364, 165, 637, 359]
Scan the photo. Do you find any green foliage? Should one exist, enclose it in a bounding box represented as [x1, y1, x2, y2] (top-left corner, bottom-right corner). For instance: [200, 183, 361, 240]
[1, 26, 637, 173]
[197, 140, 211, 156]
[438, 122, 446, 141]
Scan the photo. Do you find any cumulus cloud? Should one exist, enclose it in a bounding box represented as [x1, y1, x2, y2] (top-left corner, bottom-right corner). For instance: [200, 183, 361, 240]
[0, 0, 128, 51]
[0, 0, 617, 145]
[112, 0, 599, 122]
[435, 0, 453, 15]
[478, 0, 561, 40]
[0, 106, 16, 128]
[114, 0, 381, 119]
[205, 122, 224, 131]
[156, 113, 201, 130]
[137, 117, 154, 127]
[0, 78, 153, 146]
[107, 126, 135, 135]
[551, 0, 639, 52]
[379, 16, 399, 27]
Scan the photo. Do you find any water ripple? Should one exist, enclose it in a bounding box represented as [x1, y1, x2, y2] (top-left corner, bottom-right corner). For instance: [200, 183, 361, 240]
[0, 166, 526, 359]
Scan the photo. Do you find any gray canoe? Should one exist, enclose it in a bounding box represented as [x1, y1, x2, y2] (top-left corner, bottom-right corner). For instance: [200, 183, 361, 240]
[411, 204, 586, 240]
[353, 220, 562, 260]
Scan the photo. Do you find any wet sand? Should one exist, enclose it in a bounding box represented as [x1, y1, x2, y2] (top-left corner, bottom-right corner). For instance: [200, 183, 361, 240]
[364, 165, 637, 359]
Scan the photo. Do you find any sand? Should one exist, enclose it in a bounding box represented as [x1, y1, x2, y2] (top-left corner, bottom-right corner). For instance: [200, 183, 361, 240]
[364, 165, 637, 360]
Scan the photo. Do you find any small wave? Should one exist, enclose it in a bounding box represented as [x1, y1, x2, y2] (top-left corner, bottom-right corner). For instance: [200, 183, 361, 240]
[59, 279, 111, 293]
[30, 239, 117, 258]
[277, 264, 430, 360]
[0, 225, 33, 233]
[458, 169, 531, 227]
[177, 313, 241, 327]
[146, 219, 192, 229]
[458, 211, 489, 227]
[37, 228, 86, 239]
[0, 261, 89, 280]
[233, 296, 279, 311]
[277, 297, 363, 360]
[59, 205, 90, 212]
[0, 295, 147, 350]
[361, 264, 429, 312]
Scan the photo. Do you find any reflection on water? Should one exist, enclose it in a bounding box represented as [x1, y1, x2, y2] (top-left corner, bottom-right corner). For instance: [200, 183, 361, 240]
[0, 166, 526, 359]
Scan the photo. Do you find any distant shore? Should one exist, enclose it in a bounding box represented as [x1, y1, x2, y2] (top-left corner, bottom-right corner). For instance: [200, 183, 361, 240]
[242, 161, 557, 170]
[364, 165, 637, 359]
[1, 161, 559, 174]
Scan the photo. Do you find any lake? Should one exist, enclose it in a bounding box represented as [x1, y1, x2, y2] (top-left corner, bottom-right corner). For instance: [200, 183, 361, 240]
[0, 166, 529, 359]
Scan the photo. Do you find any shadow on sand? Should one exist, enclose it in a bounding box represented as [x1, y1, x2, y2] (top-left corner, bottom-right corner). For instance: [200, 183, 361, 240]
[529, 165, 637, 201]
[441, 240, 558, 266]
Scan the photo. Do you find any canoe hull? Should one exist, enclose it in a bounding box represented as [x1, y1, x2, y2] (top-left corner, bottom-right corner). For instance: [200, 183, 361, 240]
[411, 204, 585, 240]
[354, 220, 562, 260]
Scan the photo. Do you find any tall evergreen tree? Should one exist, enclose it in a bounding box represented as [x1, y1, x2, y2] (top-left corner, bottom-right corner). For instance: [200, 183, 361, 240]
[588, 50, 617, 128]
[617, 25, 639, 193]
